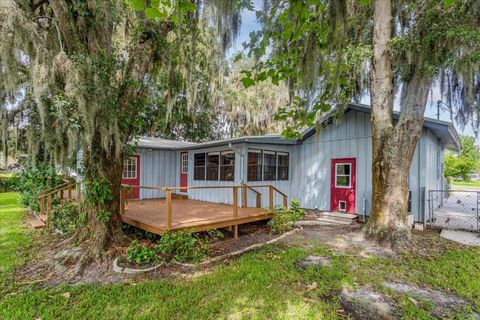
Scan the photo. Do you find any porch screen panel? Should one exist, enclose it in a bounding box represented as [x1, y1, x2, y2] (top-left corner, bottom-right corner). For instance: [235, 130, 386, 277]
[207, 153, 219, 180]
[247, 150, 262, 181]
[220, 151, 235, 181]
[277, 152, 289, 180]
[194, 153, 206, 180]
[263, 151, 277, 181]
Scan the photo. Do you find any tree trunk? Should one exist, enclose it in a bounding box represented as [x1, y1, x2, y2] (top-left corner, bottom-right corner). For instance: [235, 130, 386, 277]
[364, 0, 431, 245]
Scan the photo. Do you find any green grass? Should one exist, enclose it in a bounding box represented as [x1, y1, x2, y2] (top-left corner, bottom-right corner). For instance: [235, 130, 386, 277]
[453, 180, 480, 187]
[0, 193, 479, 319]
[0, 192, 31, 286]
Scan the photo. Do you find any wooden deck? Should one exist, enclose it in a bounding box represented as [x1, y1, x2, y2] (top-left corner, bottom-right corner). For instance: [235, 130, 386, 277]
[120, 198, 274, 235]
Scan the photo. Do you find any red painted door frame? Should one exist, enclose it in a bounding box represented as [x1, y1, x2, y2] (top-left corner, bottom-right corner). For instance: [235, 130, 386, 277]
[330, 158, 356, 213]
[180, 152, 188, 192]
[121, 154, 140, 199]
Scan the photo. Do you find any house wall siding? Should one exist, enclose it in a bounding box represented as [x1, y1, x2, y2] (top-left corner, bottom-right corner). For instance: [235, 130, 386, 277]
[135, 109, 446, 221]
[137, 148, 178, 199]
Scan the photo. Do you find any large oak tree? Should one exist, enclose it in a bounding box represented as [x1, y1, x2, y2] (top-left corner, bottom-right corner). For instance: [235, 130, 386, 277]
[243, 0, 479, 244]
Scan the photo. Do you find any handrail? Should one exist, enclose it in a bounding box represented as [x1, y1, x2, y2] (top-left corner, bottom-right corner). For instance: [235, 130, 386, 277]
[240, 184, 288, 208]
[242, 183, 262, 208]
[39, 182, 80, 226]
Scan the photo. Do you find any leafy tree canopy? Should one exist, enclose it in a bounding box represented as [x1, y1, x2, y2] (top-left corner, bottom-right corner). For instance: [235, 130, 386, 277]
[444, 135, 480, 180]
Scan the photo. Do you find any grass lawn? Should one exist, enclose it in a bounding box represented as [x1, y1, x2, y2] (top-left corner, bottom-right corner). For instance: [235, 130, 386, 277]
[1, 192, 479, 319]
[453, 180, 480, 187]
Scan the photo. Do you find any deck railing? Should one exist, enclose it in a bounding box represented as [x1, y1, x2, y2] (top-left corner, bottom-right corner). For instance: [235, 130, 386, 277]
[120, 184, 288, 238]
[39, 181, 80, 226]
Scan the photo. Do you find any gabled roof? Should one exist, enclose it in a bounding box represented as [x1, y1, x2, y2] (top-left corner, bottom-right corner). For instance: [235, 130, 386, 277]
[302, 103, 461, 150]
[136, 102, 461, 151]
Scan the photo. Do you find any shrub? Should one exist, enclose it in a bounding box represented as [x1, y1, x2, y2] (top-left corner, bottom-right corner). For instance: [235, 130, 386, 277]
[126, 240, 157, 265]
[155, 231, 210, 263]
[0, 174, 19, 192]
[16, 162, 62, 212]
[49, 200, 82, 236]
[268, 199, 305, 234]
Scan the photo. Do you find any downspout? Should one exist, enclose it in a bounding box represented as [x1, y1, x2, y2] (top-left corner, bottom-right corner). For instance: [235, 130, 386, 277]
[229, 142, 245, 208]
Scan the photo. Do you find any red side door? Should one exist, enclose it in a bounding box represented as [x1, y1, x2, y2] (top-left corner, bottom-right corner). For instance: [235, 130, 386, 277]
[121, 155, 140, 199]
[330, 158, 356, 213]
[180, 152, 188, 192]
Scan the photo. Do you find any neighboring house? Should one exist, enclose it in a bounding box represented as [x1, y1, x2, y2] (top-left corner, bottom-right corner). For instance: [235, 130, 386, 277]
[121, 103, 460, 224]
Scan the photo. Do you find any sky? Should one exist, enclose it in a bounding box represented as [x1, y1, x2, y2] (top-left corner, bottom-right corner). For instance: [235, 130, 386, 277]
[229, 3, 479, 142]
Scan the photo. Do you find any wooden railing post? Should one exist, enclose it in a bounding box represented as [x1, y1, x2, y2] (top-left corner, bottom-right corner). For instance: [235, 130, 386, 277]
[166, 188, 172, 230]
[283, 195, 288, 208]
[67, 185, 72, 199]
[269, 186, 273, 209]
[256, 194, 262, 208]
[46, 193, 52, 226]
[60, 189, 64, 200]
[120, 188, 125, 215]
[39, 192, 45, 216]
[242, 184, 247, 208]
[233, 186, 238, 239]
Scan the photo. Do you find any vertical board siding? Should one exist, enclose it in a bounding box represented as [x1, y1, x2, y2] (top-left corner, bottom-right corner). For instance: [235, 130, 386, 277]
[138, 148, 178, 199]
[134, 109, 446, 219]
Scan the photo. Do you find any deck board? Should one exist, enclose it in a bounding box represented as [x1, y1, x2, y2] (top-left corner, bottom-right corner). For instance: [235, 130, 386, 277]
[120, 198, 273, 234]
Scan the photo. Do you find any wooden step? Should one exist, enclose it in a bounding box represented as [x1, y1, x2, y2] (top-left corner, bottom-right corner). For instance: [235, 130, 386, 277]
[29, 219, 46, 229]
[315, 217, 355, 225]
[39, 214, 48, 222]
[319, 211, 358, 220]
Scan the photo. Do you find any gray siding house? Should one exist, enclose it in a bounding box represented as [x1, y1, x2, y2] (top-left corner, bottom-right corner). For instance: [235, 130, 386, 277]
[121, 103, 460, 223]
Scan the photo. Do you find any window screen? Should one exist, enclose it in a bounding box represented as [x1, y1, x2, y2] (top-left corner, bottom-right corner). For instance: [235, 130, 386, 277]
[263, 151, 277, 181]
[194, 153, 206, 180]
[207, 153, 219, 181]
[220, 152, 235, 181]
[277, 152, 289, 180]
[247, 151, 262, 181]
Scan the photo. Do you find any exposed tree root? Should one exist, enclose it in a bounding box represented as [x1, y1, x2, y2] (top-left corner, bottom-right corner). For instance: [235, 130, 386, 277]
[363, 219, 412, 249]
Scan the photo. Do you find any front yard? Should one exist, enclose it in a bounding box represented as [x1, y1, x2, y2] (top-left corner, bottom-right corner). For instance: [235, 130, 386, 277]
[1, 192, 479, 319]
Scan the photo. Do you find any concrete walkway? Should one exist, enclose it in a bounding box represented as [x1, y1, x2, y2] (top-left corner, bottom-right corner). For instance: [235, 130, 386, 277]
[440, 229, 480, 246]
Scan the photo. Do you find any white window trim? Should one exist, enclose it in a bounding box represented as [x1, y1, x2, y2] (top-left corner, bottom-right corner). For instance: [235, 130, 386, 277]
[335, 163, 351, 188]
[181, 153, 188, 173]
[123, 156, 137, 179]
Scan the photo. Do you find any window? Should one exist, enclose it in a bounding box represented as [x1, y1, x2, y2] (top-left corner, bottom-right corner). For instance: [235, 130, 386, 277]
[194, 151, 236, 181]
[123, 157, 137, 179]
[247, 150, 289, 181]
[335, 163, 351, 187]
[263, 151, 277, 181]
[247, 150, 262, 181]
[220, 151, 235, 181]
[194, 153, 206, 180]
[277, 152, 289, 180]
[181, 153, 188, 173]
[207, 153, 220, 181]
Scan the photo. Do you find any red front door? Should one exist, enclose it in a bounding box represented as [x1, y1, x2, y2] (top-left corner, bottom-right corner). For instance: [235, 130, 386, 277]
[330, 158, 356, 213]
[121, 155, 140, 199]
[180, 152, 188, 192]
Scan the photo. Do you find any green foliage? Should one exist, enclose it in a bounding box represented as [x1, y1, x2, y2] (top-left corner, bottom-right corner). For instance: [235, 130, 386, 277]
[444, 135, 479, 180]
[49, 200, 82, 236]
[84, 178, 113, 222]
[267, 199, 305, 234]
[2, 196, 480, 318]
[16, 162, 62, 212]
[126, 240, 157, 265]
[155, 231, 210, 263]
[0, 173, 18, 192]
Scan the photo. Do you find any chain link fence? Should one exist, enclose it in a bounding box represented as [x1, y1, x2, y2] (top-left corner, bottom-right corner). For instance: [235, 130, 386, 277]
[427, 190, 480, 232]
